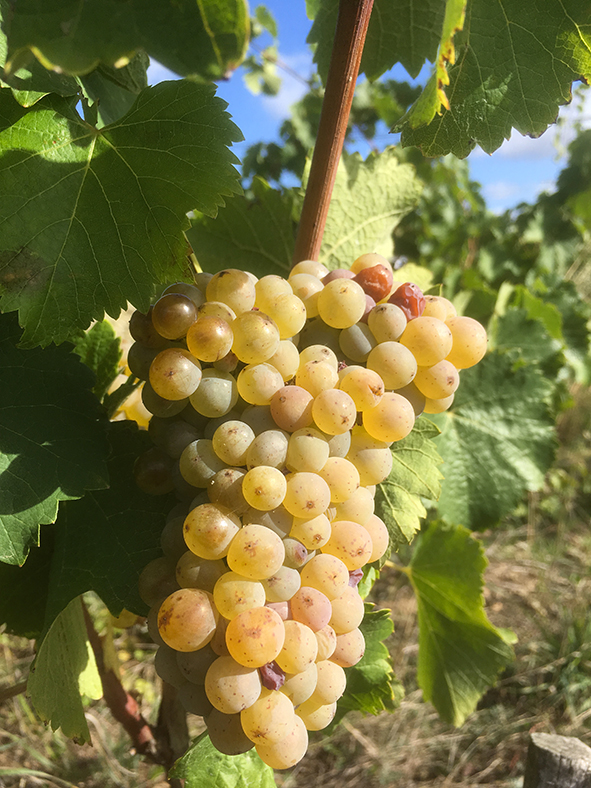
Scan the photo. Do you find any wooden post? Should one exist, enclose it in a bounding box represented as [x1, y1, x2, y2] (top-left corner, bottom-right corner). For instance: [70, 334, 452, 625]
[523, 733, 591, 787]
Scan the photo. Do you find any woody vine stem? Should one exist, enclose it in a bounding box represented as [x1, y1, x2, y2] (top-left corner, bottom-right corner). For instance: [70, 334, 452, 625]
[292, 0, 375, 266]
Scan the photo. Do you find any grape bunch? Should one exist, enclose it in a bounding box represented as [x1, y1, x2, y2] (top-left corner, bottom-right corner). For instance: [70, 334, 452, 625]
[130, 253, 487, 769]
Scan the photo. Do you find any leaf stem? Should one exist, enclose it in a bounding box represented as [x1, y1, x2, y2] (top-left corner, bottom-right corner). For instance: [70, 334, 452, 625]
[292, 0, 374, 266]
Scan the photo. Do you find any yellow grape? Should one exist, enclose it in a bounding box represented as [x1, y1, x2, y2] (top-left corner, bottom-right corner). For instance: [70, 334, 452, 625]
[225, 606, 285, 668]
[158, 588, 218, 652]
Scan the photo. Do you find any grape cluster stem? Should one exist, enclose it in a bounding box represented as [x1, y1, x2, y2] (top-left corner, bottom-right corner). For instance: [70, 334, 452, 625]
[293, 0, 375, 265]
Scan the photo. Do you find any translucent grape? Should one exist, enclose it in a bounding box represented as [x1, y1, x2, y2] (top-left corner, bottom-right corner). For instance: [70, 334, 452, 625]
[268, 340, 300, 381]
[161, 515, 188, 562]
[283, 472, 331, 518]
[329, 586, 365, 635]
[338, 366, 384, 411]
[322, 268, 355, 284]
[312, 389, 357, 436]
[262, 565, 301, 603]
[424, 392, 455, 413]
[321, 520, 372, 570]
[290, 260, 329, 279]
[177, 645, 218, 684]
[152, 293, 197, 339]
[338, 322, 377, 362]
[128, 342, 158, 380]
[366, 341, 417, 390]
[138, 556, 178, 607]
[298, 344, 338, 370]
[295, 359, 338, 397]
[319, 457, 360, 503]
[179, 439, 226, 487]
[299, 553, 349, 600]
[225, 606, 285, 668]
[237, 363, 284, 406]
[198, 300, 236, 323]
[141, 382, 188, 418]
[396, 381, 426, 416]
[154, 644, 186, 688]
[206, 709, 254, 755]
[275, 620, 318, 673]
[266, 293, 307, 339]
[241, 688, 295, 745]
[298, 317, 341, 356]
[290, 513, 332, 550]
[246, 429, 289, 469]
[281, 662, 318, 705]
[317, 279, 366, 329]
[206, 269, 256, 315]
[422, 294, 457, 321]
[288, 273, 324, 318]
[309, 660, 346, 705]
[296, 698, 337, 731]
[162, 281, 206, 308]
[367, 302, 407, 342]
[399, 316, 453, 367]
[445, 315, 488, 369]
[331, 628, 365, 667]
[270, 386, 314, 432]
[315, 624, 337, 661]
[241, 406, 278, 436]
[183, 503, 241, 560]
[213, 572, 266, 620]
[290, 586, 332, 631]
[204, 655, 262, 714]
[286, 427, 330, 473]
[178, 681, 214, 717]
[232, 311, 281, 364]
[208, 467, 249, 515]
[255, 715, 308, 770]
[255, 275, 293, 312]
[175, 551, 226, 592]
[151, 419, 202, 460]
[282, 537, 311, 569]
[226, 524, 285, 579]
[414, 360, 460, 399]
[243, 506, 292, 538]
[158, 588, 218, 651]
[189, 369, 238, 418]
[242, 466, 287, 511]
[325, 429, 351, 458]
[362, 392, 416, 443]
[333, 486, 374, 525]
[129, 307, 168, 349]
[363, 514, 390, 562]
[186, 315, 233, 362]
[212, 421, 255, 466]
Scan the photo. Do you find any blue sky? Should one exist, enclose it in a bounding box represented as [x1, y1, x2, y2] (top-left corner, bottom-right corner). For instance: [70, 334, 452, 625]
[148, 2, 589, 214]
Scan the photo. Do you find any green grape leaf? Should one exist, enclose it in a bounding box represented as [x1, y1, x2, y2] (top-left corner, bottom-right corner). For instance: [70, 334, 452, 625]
[318, 148, 423, 270]
[396, 0, 591, 157]
[0, 313, 109, 566]
[72, 321, 122, 402]
[43, 421, 172, 624]
[0, 528, 53, 638]
[5, 0, 249, 80]
[491, 308, 562, 366]
[431, 351, 557, 530]
[408, 522, 514, 726]
[519, 289, 563, 342]
[170, 734, 276, 788]
[0, 0, 79, 106]
[78, 53, 149, 127]
[335, 605, 403, 723]
[187, 177, 296, 277]
[375, 417, 443, 553]
[307, 0, 445, 83]
[403, 0, 466, 129]
[27, 597, 102, 744]
[0, 80, 243, 347]
[253, 6, 278, 40]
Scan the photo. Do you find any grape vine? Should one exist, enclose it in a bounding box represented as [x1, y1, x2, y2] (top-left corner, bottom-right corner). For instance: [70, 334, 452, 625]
[0, 0, 590, 786]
